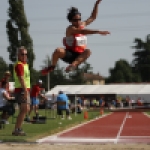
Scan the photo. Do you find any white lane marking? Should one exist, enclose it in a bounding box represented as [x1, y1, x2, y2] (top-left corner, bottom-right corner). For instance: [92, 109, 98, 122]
[121, 136, 150, 138]
[37, 136, 150, 143]
[143, 112, 150, 118]
[38, 137, 117, 143]
[127, 115, 132, 118]
[115, 112, 128, 144]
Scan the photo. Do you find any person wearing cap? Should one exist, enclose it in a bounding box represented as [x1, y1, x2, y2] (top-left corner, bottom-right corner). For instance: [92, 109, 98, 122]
[27, 79, 47, 121]
[0, 81, 15, 124]
[1, 71, 11, 82]
[0, 71, 11, 92]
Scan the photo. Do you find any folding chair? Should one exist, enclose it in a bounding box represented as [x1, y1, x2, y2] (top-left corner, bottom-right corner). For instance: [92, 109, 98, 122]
[57, 101, 67, 119]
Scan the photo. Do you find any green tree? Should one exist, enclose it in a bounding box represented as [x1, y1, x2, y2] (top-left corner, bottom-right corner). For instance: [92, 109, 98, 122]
[132, 34, 150, 82]
[67, 69, 85, 85]
[50, 65, 67, 88]
[6, 0, 35, 82]
[30, 69, 41, 86]
[80, 62, 93, 73]
[106, 59, 134, 83]
[68, 62, 93, 84]
[40, 57, 67, 90]
[0, 57, 9, 80]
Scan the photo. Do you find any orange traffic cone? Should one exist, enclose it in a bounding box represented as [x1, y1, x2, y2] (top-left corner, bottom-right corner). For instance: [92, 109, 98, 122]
[100, 108, 104, 115]
[84, 111, 88, 119]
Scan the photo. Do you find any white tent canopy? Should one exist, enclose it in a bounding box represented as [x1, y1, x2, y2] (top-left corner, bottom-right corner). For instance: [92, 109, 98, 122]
[45, 84, 150, 102]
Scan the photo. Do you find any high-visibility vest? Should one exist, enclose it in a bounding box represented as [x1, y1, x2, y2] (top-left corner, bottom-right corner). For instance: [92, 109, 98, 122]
[13, 61, 30, 88]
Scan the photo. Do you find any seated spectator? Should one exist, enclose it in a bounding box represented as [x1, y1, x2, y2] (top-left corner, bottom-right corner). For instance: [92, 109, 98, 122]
[120, 101, 124, 108]
[77, 97, 82, 106]
[0, 71, 11, 94]
[57, 91, 72, 120]
[99, 96, 103, 107]
[76, 97, 83, 113]
[0, 81, 15, 124]
[125, 96, 131, 107]
[0, 71, 11, 84]
[131, 99, 136, 108]
[112, 100, 117, 108]
[85, 98, 90, 109]
[99, 96, 105, 115]
[137, 97, 143, 106]
[92, 98, 97, 108]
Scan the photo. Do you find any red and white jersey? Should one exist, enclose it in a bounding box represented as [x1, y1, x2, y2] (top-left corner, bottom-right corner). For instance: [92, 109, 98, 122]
[63, 26, 87, 53]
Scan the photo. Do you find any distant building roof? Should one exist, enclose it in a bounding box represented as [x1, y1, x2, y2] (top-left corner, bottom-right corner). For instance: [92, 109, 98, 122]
[83, 73, 104, 80]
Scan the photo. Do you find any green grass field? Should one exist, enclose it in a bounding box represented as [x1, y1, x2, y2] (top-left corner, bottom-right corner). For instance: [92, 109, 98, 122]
[0, 108, 104, 142]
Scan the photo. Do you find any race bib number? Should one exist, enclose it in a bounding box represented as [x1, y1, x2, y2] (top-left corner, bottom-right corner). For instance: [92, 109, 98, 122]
[75, 36, 87, 46]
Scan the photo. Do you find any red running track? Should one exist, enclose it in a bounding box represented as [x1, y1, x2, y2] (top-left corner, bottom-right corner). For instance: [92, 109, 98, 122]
[37, 112, 150, 144]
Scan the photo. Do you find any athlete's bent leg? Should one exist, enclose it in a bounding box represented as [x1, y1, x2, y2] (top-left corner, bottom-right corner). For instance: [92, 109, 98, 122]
[66, 49, 91, 72]
[51, 47, 66, 66]
[73, 49, 91, 65]
[41, 47, 66, 75]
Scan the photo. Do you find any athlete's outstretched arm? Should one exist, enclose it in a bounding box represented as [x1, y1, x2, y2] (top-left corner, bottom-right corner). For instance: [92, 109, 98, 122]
[70, 26, 110, 35]
[83, 0, 102, 26]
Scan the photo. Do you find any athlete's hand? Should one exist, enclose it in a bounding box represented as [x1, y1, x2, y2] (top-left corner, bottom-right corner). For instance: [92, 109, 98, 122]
[96, 0, 102, 5]
[99, 31, 110, 35]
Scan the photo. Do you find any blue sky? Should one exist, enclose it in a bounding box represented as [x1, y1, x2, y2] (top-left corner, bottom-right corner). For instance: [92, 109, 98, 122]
[0, 0, 150, 77]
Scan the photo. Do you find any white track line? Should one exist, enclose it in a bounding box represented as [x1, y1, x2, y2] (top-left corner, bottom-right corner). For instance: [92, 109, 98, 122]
[120, 136, 150, 138]
[39, 137, 117, 143]
[115, 112, 128, 144]
[143, 112, 150, 118]
[38, 135, 150, 144]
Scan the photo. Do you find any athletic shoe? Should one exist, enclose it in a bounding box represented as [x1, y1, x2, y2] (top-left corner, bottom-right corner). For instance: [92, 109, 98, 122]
[41, 66, 55, 75]
[65, 64, 76, 73]
[0, 120, 5, 129]
[12, 128, 26, 136]
[1, 120, 9, 124]
[67, 116, 72, 120]
[4, 120, 9, 124]
[26, 117, 30, 122]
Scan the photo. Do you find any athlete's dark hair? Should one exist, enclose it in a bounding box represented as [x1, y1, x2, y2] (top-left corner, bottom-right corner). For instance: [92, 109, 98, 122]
[67, 7, 81, 22]
[59, 91, 63, 94]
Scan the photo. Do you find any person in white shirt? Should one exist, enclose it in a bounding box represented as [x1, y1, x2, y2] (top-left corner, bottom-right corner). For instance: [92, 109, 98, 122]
[0, 81, 15, 124]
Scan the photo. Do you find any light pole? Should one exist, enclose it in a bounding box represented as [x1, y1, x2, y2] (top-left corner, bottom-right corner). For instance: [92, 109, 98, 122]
[47, 72, 50, 91]
[74, 91, 79, 116]
[64, 90, 79, 116]
[47, 57, 50, 91]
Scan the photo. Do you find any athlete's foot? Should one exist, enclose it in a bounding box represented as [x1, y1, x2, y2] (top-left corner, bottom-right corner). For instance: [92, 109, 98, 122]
[41, 66, 55, 75]
[65, 64, 77, 73]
